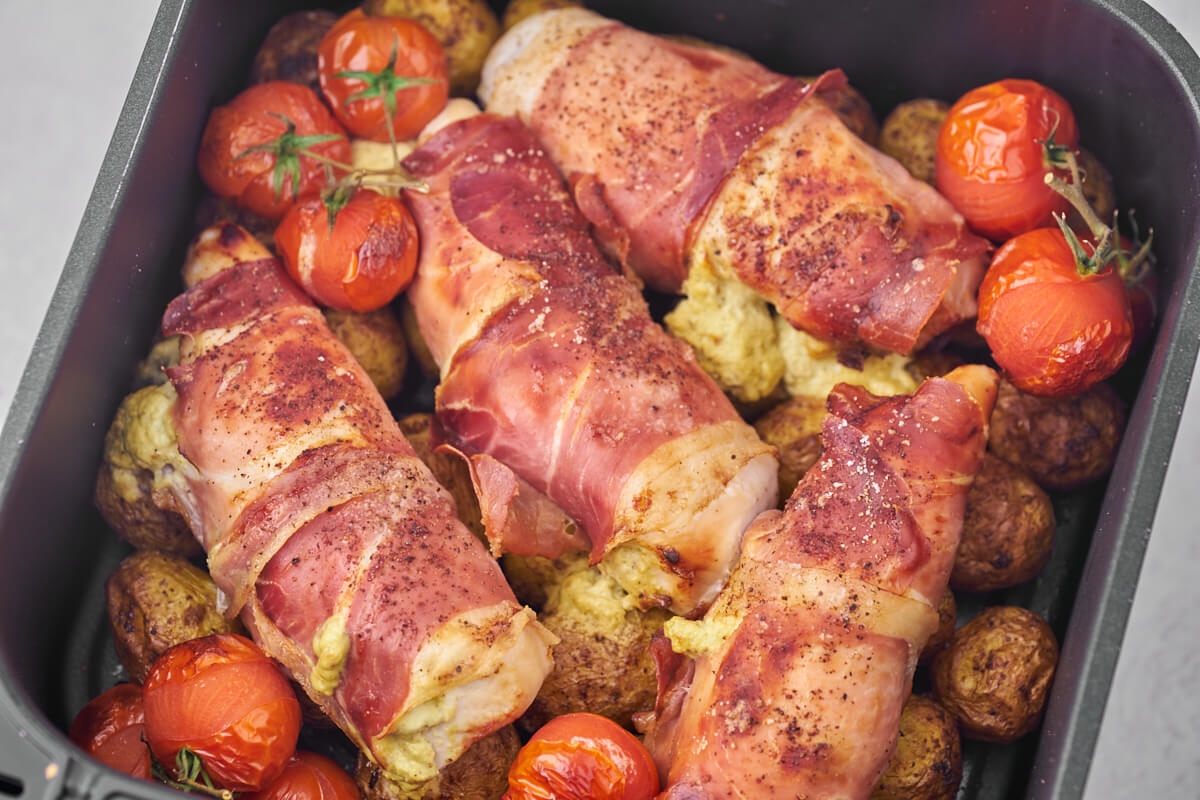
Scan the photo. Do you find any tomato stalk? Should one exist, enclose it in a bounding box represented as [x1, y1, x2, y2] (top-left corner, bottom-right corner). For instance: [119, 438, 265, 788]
[149, 746, 233, 800]
[235, 114, 345, 202]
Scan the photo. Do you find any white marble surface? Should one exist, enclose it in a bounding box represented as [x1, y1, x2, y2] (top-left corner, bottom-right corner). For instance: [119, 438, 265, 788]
[0, 2, 1196, 797]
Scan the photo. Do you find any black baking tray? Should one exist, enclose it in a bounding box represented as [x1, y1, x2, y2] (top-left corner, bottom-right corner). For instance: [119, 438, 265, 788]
[0, 1, 1197, 799]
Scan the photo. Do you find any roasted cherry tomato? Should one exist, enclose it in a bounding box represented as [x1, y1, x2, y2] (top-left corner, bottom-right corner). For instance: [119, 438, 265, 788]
[317, 9, 449, 142]
[275, 188, 419, 311]
[198, 81, 351, 221]
[505, 713, 659, 800]
[142, 633, 302, 793]
[244, 751, 360, 800]
[68, 683, 153, 781]
[977, 227, 1133, 397]
[936, 79, 1079, 241]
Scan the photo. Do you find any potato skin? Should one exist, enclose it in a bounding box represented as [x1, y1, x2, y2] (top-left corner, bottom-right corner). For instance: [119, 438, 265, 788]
[356, 725, 519, 800]
[324, 308, 408, 401]
[95, 467, 198, 557]
[105, 550, 240, 684]
[952, 453, 1054, 592]
[879, 99, 949, 184]
[932, 606, 1058, 743]
[753, 395, 827, 502]
[919, 587, 956, 664]
[133, 336, 181, 390]
[502, 0, 582, 31]
[363, 0, 500, 96]
[248, 10, 339, 93]
[500, 551, 589, 611]
[988, 379, 1125, 491]
[870, 695, 962, 800]
[398, 413, 484, 541]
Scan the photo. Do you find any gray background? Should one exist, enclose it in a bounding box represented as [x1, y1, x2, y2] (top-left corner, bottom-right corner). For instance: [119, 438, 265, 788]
[0, 2, 1196, 797]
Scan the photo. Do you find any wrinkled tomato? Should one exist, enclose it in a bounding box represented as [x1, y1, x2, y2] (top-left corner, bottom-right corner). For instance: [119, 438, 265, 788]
[318, 9, 449, 142]
[936, 79, 1079, 241]
[505, 713, 659, 800]
[977, 227, 1133, 397]
[244, 751, 360, 800]
[142, 633, 302, 792]
[68, 683, 153, 781]
[275, 187, 419, 311]
[197, 81, 350, 221]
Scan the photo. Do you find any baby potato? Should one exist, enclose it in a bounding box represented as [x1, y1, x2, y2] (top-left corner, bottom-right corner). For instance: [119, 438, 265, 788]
[363, 0, 501, 96]
[502, 0, 582, 31]
[398, 413, 485, 541]
[356, 725, 519, 800]
[753, 394, 827, 502]
[247, 10, 339, 93]
[105, 550, 240, 684]
[932, 606, 1058, 743]
[952, 453, 1054, 592]
[803, 77, 880, 146]
[870, 694, 962, 800]
[324, 307, 408, 401]
[988, 379, 1125, 491]
[919, 587, 956, 664]
[879, 99, 949, 184]
[132, 336, 181, 390]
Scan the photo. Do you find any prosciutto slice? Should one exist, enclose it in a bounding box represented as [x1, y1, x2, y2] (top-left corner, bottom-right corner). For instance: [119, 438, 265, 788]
[402, 114, 777, 614]
[160, 248, 554, 783]
[480, 9, 989, 353]
[639, 365, 997, 798]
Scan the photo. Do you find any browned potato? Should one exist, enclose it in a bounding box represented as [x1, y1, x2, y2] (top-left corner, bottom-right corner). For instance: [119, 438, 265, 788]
[324, 308, 408, 401]
[95, 469, 197, 557]
[952, 453, 1054, 592]
[879, 99, 949, 184]
[132, 336, 180, 389]
[247, 10, 339, 93]
[357, 725, 519, 800]
[919, 587, 956, 664]
[105, 550, 240, 684]
[400, 297, 440, 379]
[519, 568, 670, 733]
[753, 395, 826, 502]
[364, 0, 500, 96]
[502, 0, 582, 31]
[803, 77, 880, 146]
[871, 694, 962, 800]
[398, 413, 485, 540]
[905, 350, 965, 384]
[988, 379, 1125, 491]
[932, 606, 1058, 743]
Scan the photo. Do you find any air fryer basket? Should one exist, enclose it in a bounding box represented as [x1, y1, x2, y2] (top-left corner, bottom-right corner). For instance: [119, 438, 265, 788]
[1, 1, 1197, 799]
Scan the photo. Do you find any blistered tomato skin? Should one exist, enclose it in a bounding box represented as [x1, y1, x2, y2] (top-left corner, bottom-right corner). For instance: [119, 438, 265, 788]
[244, 751, 361, 800]
[142, 633, 302, 793]
[936, 80, 1079, 242]
[505, 713, 659, 800]
[275, 188, 419, 311]
[977, 228, 1133, 397]
[68, 683, 153, 781]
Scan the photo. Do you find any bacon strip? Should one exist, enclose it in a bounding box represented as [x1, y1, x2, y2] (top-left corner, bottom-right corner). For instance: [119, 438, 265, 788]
[639, 365, 997, 798]
[481, 9, 989, 352]
[402, 114, 777, 614]
[161, 252, 553, 781]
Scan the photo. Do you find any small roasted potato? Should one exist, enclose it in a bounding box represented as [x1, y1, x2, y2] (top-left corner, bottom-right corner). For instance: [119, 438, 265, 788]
[105, 550, 240, 684]
[878, 99, 949, 184]
[132, 336, 181, 390]
[988, 379, 1125, 491]
[803, 77, 880, 146]
[518, 568, 670, 733]
[398, 413, 484, 540]
[95, 469, 197, 557]
[919, 587, 956, 664]
[500, 551, 589, 611]
[502, 0, 582, 30]
[363, 0, 500, 96]
[324, 308, 408, 400]
[357, 725, 519, 800]
[399, 297, 440, 379]
[932, 606, 1058, 743]
[247, 10, 339, 93]
[753, 394, 827, 502]
[871, 694, 962, 800]
[952, 453, 1054, 592]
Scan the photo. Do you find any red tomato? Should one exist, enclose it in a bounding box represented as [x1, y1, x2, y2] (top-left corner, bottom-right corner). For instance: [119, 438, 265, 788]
[244, 751, 360, 800]
[506, 713, 659, 800]
[197, 81, 351, 220]
[68, 684, 153, 781]
[317, 9, 449, 142]
[142, 633, 302, 792]
[275, 188, 419, 311]
[977, 227, 1133, 397]
[936, 79, 1080, 241]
